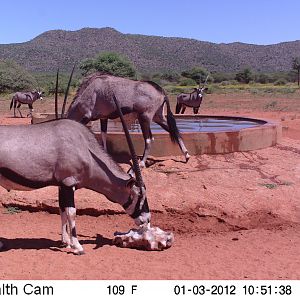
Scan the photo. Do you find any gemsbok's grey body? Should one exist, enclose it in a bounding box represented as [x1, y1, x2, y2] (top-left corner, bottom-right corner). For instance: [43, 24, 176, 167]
[67, 73, 190, 167]
[10, 91, 43, 118]
[175, 87, 207, 114]
[0, 118, 150, 254]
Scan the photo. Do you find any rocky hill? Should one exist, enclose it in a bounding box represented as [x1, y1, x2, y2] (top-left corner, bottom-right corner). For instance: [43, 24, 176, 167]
[0, 27, 299, 73]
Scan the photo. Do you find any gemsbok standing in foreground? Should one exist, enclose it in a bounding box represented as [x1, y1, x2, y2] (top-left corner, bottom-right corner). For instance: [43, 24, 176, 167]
[0, 74, 150, 255]
[66, 73, 190, 167]
[10, 90, 43, 118]
[175, 76, 209, 114]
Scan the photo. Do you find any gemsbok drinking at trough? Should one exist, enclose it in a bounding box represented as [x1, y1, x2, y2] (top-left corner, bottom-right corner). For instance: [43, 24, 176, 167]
[0, 75, 150, 255]
[10, 90, 43, 118]
[66, 73, 190, 167]
[175, 76, 209, 114]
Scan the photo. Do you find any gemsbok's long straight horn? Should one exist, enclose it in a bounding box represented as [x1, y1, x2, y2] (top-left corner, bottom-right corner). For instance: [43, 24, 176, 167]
[202, 75, 209, 88]
[61, 63, 76, 118]
[55, 69, 59, 119]
[199, 75, 209, 88]
[112, 94, 144, 188]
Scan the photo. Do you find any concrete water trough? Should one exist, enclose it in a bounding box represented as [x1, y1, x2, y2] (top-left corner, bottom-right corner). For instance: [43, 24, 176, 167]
[31, 113, 281, 159]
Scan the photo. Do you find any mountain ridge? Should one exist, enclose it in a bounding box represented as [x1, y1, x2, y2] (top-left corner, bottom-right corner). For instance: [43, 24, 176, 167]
[0, 27, 299, 74]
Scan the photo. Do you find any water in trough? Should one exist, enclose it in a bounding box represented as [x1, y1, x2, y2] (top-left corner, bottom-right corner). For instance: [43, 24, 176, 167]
[92, 116, 266, 133]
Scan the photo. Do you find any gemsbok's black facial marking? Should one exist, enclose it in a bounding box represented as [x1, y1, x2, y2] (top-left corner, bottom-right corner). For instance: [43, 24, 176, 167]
[130, 196, 149, 219]
[122, 197, 133, 210]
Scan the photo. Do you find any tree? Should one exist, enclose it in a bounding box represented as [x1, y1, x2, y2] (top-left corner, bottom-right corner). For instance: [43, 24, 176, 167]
[181, 67, 209, 85]
[256, 73, 271, 84]
[211, 72, 234, 83]
[160, 71, 180, 83]
[79, 58, 96, 76]
[292, 57, 300, 86]
[0, 60, 37, 93]
[79, 52, 136, 78]
[235, 68, 253, 84]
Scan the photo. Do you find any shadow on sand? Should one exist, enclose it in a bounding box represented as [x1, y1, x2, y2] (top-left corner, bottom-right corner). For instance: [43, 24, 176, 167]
[0, 234, 114, 254]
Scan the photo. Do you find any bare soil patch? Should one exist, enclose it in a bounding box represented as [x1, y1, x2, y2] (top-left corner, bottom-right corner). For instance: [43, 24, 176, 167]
[0, 93, 300, 279]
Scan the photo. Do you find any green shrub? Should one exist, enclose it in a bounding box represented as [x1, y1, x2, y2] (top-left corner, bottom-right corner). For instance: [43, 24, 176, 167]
[179, 78, 197, 86]
[0, 60, 37, 92]
[211, 72, 235, 83]
[256, 73, 271, 84]
[34, 72, 80, 95]
[181, 67, 209, 84]
[220, 80, 238, 86]
[160, 71, 180, 83]
[235, 68, 253, 84]
[274, 78, 288, 85]
[80, 52, 136, 78]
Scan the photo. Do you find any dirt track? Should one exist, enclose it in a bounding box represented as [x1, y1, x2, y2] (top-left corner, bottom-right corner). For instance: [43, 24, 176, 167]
[0, 94, 300, 279]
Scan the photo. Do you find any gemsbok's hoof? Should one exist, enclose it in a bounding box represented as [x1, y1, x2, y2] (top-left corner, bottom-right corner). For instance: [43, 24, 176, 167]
[74, 249, 85, 255]
[185, 152, 191, 163]
[61, 242, 71, 249]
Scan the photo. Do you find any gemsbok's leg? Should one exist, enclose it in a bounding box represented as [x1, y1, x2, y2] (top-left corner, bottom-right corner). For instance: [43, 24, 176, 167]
[154, 117, 190, 162]
[58, 189, 71, 247]
[181, 106, 186, 114]
[100, 119, 108, 151]
[138, 115, 152, 168]
[59, 186, 84, 255]
[27, 103, 34, 117]
[17, 103, 23, 118]
[154, 105, 190, 162]
[193, 107, 199, 114]
[175, 102, 182, 114]
[13, 100, 17, 117]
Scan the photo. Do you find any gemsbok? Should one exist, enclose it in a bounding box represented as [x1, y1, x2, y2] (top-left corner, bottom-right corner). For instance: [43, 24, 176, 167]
[67, 73, 190, 167]
[0, 73, 150, 255]
[10, 90, 43, 118]
[175, 76, 209, 114]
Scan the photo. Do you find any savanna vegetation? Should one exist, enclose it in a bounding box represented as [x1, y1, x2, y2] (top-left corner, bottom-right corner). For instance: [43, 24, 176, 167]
[0, 60, 37, 93]
[1, 53, 299, 99]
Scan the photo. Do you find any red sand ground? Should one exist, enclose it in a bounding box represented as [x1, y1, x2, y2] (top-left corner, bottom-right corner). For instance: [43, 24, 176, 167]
[0, 94, 300, 279]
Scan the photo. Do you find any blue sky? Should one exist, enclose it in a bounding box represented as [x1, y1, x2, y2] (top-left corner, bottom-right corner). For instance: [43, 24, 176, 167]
[1, 0, 300, 45]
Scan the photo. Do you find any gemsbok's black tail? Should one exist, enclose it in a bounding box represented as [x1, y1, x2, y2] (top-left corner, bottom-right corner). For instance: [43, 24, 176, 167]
[9, 96, 14, 110]
[165, 96, 181, 143]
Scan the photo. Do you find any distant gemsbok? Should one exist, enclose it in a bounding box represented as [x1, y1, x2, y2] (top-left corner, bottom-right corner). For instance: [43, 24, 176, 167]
[175, 76, 209, 114]
[10, 90, 43, 118]
[67, 73, 190, 167]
